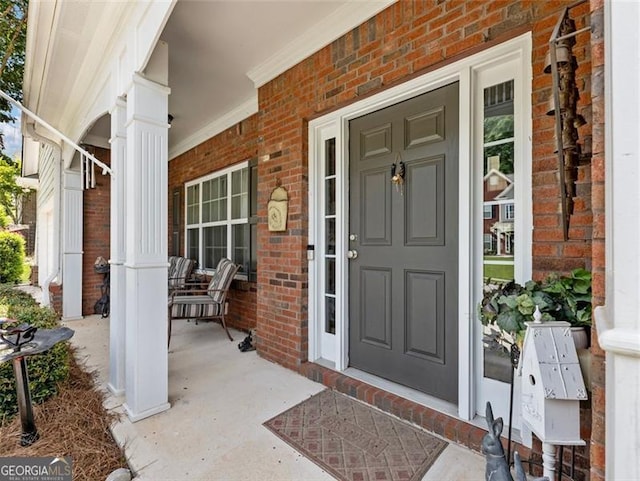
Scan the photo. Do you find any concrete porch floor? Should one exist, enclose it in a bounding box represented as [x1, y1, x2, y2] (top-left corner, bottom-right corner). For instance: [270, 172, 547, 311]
[64, 315, 485, 481]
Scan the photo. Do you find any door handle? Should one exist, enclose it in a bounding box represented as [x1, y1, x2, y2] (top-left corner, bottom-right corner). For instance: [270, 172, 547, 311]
[347, 250, 358, 259]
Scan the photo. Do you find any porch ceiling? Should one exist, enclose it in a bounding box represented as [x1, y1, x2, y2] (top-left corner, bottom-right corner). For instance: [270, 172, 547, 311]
[25, 0, 394, 157]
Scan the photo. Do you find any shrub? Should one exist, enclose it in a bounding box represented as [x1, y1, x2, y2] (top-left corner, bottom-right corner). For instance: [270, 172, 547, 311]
[0, 232, 25, 284]
[0, 288, 70, 423]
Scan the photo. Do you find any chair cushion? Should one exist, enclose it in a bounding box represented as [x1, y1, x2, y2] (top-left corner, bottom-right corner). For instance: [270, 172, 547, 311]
[169, 257, 195, 288]
[207, 258, 237, 303]
[168, 256, 179, 278]
[170, 295, 223, 318]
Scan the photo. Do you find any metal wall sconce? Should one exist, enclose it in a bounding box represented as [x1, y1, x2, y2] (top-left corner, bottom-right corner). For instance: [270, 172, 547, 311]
[547, 0, 591, 240]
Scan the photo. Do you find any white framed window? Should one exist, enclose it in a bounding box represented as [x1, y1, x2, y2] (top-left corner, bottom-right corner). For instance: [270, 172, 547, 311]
[185, 159, 258, 280]
[483, 205, 493, 219]
[503, 203, 515, 221]
[483, 233, 495, 252]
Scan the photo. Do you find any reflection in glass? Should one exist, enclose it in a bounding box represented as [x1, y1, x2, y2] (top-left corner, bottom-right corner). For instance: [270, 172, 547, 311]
[325, 258, 335, 295]
[187, 228, 199, 261]
[325, 138, 336, 176]
[482, 79, 516, 383]
[231, 168, 249, 219]
[232, 224, 249, 274]
[326, 218, 335, 255]
[325, 296, 336, 334]
[187, 185, 200, 224]
[203, 226, 227, 270]
[325, 178, 336, 216]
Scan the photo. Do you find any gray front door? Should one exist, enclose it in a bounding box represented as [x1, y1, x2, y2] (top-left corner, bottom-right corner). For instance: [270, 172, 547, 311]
[348, 83, 459, 403]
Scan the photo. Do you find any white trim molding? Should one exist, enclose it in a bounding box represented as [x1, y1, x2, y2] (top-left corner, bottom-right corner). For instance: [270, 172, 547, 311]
[169, 96, 258, 160]
[599, 1, 640, 480]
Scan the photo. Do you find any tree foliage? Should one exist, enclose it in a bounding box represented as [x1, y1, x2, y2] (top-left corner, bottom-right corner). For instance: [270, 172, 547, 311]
[0, 153, 24, 224]
[0, 0, 28, 143]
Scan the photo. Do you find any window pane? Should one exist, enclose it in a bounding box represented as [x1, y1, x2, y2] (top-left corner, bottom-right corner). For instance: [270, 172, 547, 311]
[187, 185, 200, 224]
[250, 163, 258, 217]
[232, 224, 250, 275]
[325, 258, 335, 295]
[326, 218, 335, 255]
[187, 228, 199, 261]
[325, 138, 336, 176]
[325, 296, 336, 334]
[203, 226, 227, 270]
[203, 177, 228, 222]
[325, 178, 336, 216]
[482, 79, 516, 383]
[232, 168, 249, 219]
[250, 223, 257, 282]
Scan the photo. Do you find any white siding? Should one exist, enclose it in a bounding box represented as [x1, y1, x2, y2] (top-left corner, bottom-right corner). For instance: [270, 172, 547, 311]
[36, 144, 61, 295]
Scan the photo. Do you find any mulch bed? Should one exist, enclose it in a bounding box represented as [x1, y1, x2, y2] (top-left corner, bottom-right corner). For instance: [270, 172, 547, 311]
[264, 389, 447, 481]
[0, 349, 128, 480]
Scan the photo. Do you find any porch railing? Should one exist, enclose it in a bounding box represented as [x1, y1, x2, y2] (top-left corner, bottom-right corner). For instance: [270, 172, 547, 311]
[0, 89, 112, 189]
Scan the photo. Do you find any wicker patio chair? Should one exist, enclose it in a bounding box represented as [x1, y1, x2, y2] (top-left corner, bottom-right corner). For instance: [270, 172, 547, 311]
[167, 258, 239, 346]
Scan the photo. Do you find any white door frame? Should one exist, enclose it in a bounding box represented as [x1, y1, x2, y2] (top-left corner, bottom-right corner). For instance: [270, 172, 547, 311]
[308, 33, 532, 421]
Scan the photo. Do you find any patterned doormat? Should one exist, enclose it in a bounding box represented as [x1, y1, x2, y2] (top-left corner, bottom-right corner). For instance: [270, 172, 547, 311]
[264, 389, 447, 481]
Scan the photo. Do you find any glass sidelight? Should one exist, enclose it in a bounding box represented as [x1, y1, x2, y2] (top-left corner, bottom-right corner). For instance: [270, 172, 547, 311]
[482, 79, 516, 383]
[324, 138, 336, 334]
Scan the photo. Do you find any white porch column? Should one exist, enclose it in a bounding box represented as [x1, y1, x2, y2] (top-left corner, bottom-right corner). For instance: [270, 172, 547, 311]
[61, 169, 83, 320]
[123, 71, 171, 422]
[596, 2, 640, 480]
[108, 97, 127, 396]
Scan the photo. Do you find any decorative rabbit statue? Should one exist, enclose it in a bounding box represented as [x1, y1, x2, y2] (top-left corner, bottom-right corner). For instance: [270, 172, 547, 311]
[482, 402, 548, 481]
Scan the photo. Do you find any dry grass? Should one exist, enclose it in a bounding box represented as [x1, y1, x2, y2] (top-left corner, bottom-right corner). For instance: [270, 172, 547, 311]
[0, 350, 128, 480]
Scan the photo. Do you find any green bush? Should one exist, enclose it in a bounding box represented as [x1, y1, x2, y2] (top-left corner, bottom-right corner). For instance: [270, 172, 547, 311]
[0, 231, 25, 284]
[0, 288, 70, 423]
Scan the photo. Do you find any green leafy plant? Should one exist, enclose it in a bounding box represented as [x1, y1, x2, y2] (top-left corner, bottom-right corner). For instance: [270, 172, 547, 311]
[478, 268, 592, 345]
[542, 268, 592, 328]
[0, 231, 25, 284]
[0, 287, 70, 422]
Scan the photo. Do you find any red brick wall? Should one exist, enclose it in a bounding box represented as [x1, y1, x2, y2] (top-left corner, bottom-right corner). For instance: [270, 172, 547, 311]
[588, 0, 605, 479]
[531, 1, 593, 278]
[168, 115, 260, 332]
[82, 147, 111, 316]
[49, 282, 62, 318]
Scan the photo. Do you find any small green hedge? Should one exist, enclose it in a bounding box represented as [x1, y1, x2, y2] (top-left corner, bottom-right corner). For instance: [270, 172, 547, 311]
[0, 286, 70, 423]
[0, 232, 25, 284]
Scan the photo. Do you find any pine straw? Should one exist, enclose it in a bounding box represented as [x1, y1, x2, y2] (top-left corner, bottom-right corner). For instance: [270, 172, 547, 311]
[0, 349, 128, 480]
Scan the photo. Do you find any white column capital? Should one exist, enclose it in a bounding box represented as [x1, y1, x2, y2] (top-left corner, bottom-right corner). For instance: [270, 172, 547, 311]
[129, 71, 171, 95]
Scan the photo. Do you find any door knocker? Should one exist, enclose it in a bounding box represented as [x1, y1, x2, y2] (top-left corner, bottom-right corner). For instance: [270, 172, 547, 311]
[391, 155, 405, 194]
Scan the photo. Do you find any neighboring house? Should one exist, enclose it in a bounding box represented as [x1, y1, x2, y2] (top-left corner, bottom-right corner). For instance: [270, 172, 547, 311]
[483, 162, 514, 256]
[17, 1, 639, 480]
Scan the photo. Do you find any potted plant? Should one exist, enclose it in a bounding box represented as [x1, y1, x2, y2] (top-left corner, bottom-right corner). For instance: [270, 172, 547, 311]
[478, 268, 592, 349]
[541, 268, 592, 348]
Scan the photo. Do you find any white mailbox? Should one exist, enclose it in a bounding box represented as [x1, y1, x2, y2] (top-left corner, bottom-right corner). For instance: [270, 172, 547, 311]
[520, 321, 587, 445]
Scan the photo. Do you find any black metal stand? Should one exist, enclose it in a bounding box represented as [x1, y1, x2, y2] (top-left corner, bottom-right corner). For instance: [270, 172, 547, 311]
[1, 320, 74, 447]
[12, 356, 39, 446]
